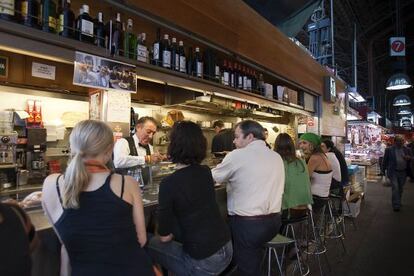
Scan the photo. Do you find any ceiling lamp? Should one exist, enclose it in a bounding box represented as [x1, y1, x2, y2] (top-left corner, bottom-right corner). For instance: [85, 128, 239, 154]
[386, 73, 412, 90]
[393, 94, 411, 106]
[397, 107, 412, 115]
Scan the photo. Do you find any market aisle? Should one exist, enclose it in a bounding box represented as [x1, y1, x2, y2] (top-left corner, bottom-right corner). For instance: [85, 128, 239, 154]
[327, 178, 414, 276]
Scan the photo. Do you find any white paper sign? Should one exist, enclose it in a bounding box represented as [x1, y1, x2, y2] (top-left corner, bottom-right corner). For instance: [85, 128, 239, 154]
[32, 62, 56, 80]
[106, 90, 131, 123]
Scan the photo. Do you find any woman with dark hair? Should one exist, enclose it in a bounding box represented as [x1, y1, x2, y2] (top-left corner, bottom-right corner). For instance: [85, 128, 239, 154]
[148, 121, 232, 276]
[274, 133, 313, 217]
[321, 140, 349, 189]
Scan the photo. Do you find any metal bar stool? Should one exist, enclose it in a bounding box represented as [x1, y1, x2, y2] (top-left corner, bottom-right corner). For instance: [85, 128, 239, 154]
[324, 198, 347, 255]
[282, 213, 310, 276]
[304, 207, 331, 276]
[265, 234, 302, 276]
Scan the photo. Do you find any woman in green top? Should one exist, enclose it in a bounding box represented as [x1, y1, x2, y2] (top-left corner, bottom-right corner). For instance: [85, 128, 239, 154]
[274, 133, 313, 218]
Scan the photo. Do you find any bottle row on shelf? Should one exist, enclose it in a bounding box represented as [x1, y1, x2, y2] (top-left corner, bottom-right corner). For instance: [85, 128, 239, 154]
[0, 0, 288, 99]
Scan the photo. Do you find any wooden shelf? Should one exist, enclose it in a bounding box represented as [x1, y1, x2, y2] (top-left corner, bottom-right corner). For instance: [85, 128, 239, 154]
[0, 19, 313, 117]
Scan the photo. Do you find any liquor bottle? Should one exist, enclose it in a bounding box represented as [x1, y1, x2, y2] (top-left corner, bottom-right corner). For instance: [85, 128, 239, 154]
[247, 68, 252, 91]
[214, 57, 220, 83]
[187, 46, 193, 75]
[94, 12, 105, 47]
[108, 13, 122, 55]
[242, 66, 248, 90]
[171, 37, 179, 71]
[252, 71, 258, 93]
[137, 33, 148, 63]
[74, 7, 82, 40]
[123, 19, 137, 59]
[222, 60, 229, 86]
[178, 40, 186, 73]
[0, 0, 15, 21]
[40, 0, 57, 33]
[58, 0, 74, 38]
[236, 63, 243, 89]
[77, 4, 94, 44]
[161, 34, 171, 69]
[257, 73, 264, 94]
[229, 61, 235, 88]
[21, 0, 39, 27]
[194, 47, 203, 78]
[152, 28, 161, 66]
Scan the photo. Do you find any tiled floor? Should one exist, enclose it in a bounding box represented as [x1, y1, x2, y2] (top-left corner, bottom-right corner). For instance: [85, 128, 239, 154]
[313, 177, 414, 276]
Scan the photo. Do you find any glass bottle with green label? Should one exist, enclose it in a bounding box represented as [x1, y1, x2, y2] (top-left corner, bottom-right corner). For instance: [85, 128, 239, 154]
[123, 18, 137, 59]
[40, 0, 57, 33]
[21, 0, 39, 27]
[58, 0, 74, 38]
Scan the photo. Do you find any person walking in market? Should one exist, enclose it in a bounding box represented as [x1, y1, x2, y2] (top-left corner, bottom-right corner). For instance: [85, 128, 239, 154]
[382, 135, 412, 212]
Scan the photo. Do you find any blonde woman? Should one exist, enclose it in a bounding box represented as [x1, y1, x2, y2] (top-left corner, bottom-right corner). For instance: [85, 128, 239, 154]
[42, 120, 154, 276]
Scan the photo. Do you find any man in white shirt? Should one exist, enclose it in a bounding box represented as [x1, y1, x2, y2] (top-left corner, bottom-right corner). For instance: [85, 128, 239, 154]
[212, 120, 285, 276]
[113, 116, 163, 185]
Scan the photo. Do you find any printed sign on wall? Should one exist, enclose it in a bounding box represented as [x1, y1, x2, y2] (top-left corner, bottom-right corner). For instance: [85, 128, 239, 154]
[32, 62, 56, 80]
[73, 51, 137, 93]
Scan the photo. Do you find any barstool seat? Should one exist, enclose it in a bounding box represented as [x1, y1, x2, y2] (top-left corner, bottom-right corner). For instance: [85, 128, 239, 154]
[266, 234, 295, 247]
[265, 234, 302, 276]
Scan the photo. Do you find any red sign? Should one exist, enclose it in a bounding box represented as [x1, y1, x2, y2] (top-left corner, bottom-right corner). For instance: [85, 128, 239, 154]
[390, 37, 406, 56]
[307, 117, 314, 127]
[391, 40, 405, 52]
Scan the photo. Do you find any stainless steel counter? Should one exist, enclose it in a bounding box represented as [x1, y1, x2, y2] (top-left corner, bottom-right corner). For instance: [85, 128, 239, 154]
[27, 184, 227, 232]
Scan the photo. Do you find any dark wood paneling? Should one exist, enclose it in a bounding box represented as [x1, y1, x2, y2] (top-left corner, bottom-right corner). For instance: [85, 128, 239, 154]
[131, 80, 165, 104]
[0, 50, 25, 84]
[123, 0, 346, 94]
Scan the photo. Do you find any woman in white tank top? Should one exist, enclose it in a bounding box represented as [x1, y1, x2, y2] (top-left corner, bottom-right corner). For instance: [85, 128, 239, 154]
[298, 133, 333, 198]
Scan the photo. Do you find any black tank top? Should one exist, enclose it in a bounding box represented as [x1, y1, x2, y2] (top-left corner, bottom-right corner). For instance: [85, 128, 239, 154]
[54, 173, 154, 276]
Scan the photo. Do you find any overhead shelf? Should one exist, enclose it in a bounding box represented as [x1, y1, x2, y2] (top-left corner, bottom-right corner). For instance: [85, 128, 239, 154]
[0, 19, 313, 117]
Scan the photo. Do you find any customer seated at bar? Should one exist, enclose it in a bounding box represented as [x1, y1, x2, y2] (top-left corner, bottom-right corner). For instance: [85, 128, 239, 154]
[321, 140, 342, 191]
[148, 121, 232, 276]
[42, 120, 154, 276]
[212, 120, 285, 276]
[299, 133, 332, 209]
[274, 133, 313, 218]
[322, 139, 349, 189]
[0, 201, 38, 276]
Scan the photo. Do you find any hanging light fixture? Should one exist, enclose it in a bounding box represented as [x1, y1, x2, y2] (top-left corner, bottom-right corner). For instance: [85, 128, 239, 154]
[386, 73, 412, 90]
[393, 94, 411, 106]
[386, 0, 412, 91]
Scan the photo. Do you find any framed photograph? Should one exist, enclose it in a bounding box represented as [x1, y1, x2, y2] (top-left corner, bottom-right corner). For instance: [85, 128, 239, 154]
[73, 51, 137, 93]
[0, 56, 9, 79]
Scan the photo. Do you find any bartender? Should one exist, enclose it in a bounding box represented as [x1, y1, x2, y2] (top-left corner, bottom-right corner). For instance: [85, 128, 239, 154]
[113, 116, 164, 185]
[211, 120, 235, 156]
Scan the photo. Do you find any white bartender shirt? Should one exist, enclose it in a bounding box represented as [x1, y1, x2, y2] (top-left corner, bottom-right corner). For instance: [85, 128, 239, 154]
[212, 140, 285, 216]
[113, 134, 154, 169]
[326, 152, 341, 182]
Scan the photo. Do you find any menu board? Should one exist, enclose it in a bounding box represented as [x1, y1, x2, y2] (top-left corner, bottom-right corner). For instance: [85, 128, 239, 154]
[106, 90, 131, 123]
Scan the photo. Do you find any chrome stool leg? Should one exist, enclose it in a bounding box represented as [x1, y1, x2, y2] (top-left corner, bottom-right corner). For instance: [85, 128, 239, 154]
[286, 224, 307, 275]
[325, 199, 347, 255]
[306, 209, 331, 276]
